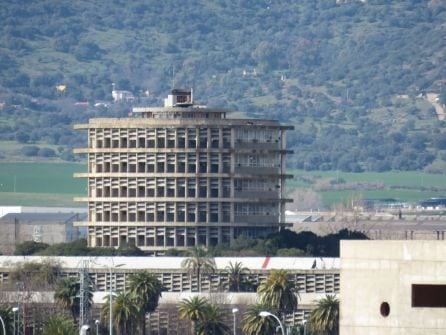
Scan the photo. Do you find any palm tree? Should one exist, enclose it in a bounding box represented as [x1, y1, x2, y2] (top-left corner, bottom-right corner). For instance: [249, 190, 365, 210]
[178, 296, 209, 335]
[196, 304, 230, 335]
[42, 315, 77, 335]
[224, 261, 251, 292]
[0, 306, 14, 335]
[54, 277, 93, 324]
[129, 271, 164, 334]
[257, 269, 299, 319]
[181, 246, 216, 291]
[54, 277, 80, 323]
[308, 294, 339, 335]
[102, 291, 140, 335]
[242, 303, 277, 335]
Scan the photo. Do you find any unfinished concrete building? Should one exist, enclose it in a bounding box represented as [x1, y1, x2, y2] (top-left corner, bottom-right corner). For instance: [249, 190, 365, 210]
[74, 89, 293, 253]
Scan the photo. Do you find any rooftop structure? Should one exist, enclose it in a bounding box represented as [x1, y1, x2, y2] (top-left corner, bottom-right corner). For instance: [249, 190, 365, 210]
[74, 89, 293, 253]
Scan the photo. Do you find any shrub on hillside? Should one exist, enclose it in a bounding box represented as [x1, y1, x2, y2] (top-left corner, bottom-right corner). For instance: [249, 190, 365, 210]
[37, 147, 56, 157]
[21, 145, 39, 156]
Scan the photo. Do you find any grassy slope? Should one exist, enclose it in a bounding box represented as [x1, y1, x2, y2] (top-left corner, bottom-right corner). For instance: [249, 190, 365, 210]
[0, 162, 85, 207]
[290, 170, 446, 208]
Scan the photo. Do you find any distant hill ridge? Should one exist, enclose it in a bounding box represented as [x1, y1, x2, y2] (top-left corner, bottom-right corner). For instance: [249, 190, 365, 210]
[1, 0, 446, 172]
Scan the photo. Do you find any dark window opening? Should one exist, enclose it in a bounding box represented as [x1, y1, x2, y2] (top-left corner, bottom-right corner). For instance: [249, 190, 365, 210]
[380, 302, 390, 317]
[199, 187, 207, 197]
[167, 139, 175, 148]
[412, 284, 446, 307]
[199, 211, 207, 222]
[177, 163, 186, 173]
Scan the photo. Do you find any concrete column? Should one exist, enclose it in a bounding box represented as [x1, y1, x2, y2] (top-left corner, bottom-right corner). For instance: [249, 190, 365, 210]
[206, 227, 210, 247]
[279, 129, 286, 230]
[218, 226, 222, 244]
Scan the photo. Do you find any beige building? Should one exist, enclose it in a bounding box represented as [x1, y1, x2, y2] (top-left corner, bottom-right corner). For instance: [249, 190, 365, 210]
[74, 89, 292, 253]
[340, 240, 446, 334]
[0, 255, 338, 334]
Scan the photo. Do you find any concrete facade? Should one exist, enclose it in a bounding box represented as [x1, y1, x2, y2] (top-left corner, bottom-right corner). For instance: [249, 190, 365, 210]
[0, 212, 87, 254]
[288, 210, 446, 240]
[74, 90, 293, 253]
[340, 240, 446, 334]
[0, 256, 338, 333]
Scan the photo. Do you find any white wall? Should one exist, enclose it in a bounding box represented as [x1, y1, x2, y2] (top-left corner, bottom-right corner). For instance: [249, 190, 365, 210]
[341, 240, 446, 335]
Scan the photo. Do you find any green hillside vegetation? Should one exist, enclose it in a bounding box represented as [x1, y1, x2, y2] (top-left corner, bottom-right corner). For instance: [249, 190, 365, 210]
[1, 1, 446, 172]
[0, 162, 85, 206]
[1, 163, 444, 208]
[290, 169, 446, 208]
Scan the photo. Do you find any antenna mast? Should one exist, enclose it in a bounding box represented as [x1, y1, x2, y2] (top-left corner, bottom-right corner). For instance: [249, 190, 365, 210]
[79, 259, 90, 331]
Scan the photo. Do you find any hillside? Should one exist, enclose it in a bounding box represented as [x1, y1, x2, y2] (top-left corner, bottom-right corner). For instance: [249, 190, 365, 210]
[1, 0, 446, 171]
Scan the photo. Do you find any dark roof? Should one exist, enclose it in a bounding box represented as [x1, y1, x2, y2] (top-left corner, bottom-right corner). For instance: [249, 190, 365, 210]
[171, 88, 191, 94]
[1, 212, 86, 222]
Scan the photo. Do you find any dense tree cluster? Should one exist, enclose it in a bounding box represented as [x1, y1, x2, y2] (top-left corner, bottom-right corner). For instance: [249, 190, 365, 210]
[14, 238, 145, 256]
[15, 228, 367, 258]
[0, 1, 446, 170]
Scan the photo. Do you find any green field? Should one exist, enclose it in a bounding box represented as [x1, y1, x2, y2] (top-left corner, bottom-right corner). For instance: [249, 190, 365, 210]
[0, 162, 86, 207]
[290, 170, 446, 208]
[0, 163, 445, 208]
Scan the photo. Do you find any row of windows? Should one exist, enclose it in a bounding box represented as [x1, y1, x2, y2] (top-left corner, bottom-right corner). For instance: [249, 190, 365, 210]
[89, 153, 232, 174]
[90, 127, 232, 149]
[90, 177, 233, 198]
[89, 226, 232, 248]
[90, 201, 234, 223]
[89, 177, 279, 197]
[89, 127, 280, 150]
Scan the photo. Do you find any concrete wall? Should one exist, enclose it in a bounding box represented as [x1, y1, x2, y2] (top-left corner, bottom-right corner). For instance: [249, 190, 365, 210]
[340, 240, 446, 335]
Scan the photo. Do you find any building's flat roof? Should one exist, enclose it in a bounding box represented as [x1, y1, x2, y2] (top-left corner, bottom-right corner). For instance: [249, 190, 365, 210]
[74, 118, 293, 130]
[1, 212, 86, 222]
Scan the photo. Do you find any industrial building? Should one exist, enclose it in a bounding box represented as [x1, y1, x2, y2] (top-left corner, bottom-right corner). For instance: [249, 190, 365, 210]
[0, 207, 87, 254]
[74, 89, 293, 253]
